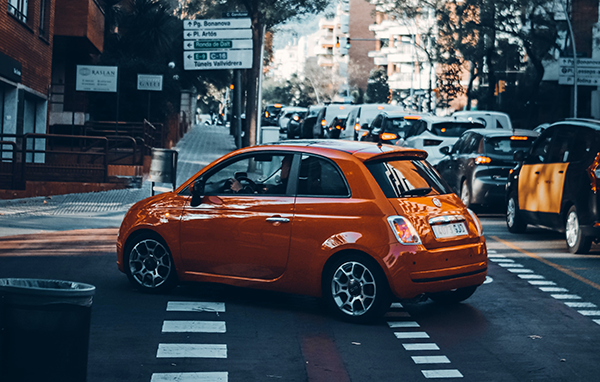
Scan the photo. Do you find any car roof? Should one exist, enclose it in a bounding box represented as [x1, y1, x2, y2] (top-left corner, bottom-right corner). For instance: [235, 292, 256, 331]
[379, 111, 426, 118]
[552, 118, 600, 130]
[453, 110, 509, 117]
[264, 139, 428, 161]
[466, 128, 539, 138]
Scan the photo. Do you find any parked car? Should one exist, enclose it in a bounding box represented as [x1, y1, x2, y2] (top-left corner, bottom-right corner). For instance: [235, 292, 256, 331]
[342, 104, 407, 141]
[277, 106, 307, 133]
[285, 110, 308, 139]
[398, 116, 486, 166]
[361, 111, 429, 145]
[288, 105, 324, 139]
[313, 104, 355, 138]
[117, 140, 488, 323]
[324, 116, 348, 139]
[262, 103, 286, 126]
[506, 119, 600, 254]
[452, 110, 513, 130]
[436, 129, 539, 209]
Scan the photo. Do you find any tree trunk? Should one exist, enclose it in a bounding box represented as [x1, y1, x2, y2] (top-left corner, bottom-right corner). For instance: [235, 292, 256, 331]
[244, 5, 263, 147]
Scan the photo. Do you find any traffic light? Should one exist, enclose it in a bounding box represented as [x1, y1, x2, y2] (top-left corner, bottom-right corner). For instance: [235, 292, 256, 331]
[498, 80, 506, 93]
[346, 38, 351, 49]
[335, 36, 340, 48]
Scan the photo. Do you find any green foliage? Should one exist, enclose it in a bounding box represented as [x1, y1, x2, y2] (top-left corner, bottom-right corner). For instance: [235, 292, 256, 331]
[262, 74, 318, 107]
[365, 67, 390, 104]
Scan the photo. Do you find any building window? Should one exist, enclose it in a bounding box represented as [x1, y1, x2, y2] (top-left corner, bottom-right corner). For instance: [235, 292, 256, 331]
[39, 0, 50, 38]
[8, 0, 28, 23]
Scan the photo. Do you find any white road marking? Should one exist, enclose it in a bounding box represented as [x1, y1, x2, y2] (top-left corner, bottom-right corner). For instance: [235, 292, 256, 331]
[539, 287, 569, 293]
[551, 294, 582, 300]
[507, 268, 534, 273]
[499, 263, 524, 268]
[528, 280, 556, 286]
[403, 343, 440, 351]
[518, 274, 545, 279]
[151, 372, 228, 382]
[412, 355, 451, 364]
[594, 319, 600, 326]
[577, 310, 600, 316]
[565, 302, 597, 308]
[388, 321, 420, 328]
[167, 302, 225, 313]
[484, 276, 494, 284]
[394, 332, 430, 339]
[162, 321, 226, 333]
[487, 250, 498, 254]
[157, 344, 227, 358]
[390, 302, 404, 309]
[489, 258, 513, 262]
[422, 369, 463, 378]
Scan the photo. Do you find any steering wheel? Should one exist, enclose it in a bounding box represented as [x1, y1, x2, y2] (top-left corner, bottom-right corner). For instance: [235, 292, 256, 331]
[235, 176, 256, 193]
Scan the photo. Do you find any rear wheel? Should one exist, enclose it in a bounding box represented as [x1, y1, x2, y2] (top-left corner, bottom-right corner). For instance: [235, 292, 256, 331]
[323, 254, 391, 324]
[428, 286, 478, 304]
[565, 205, 592, 254]
[506, 194, 527, 233]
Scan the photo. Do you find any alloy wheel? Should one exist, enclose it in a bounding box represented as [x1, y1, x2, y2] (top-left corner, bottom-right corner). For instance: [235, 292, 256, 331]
[129, 239, 173, 289]
[331, 261, 376, 316]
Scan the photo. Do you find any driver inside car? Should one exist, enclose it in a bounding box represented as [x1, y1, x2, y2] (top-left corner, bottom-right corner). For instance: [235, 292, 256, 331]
[226, 155, 292, 194]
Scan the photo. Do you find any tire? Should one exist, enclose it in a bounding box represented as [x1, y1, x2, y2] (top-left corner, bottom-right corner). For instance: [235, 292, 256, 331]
[323, 254, 391, 324]
[460, 180, 471, 208]
[506, 193, 527, 233]
[125, 233, 178, 293]
[428, 286, 478, 304]
[565, 205, 592, 254]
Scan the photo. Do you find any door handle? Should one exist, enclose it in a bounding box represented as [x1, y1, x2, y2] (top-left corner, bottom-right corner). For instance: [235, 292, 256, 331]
[535, 171, 540, 175]
[266, 217, 290, 223]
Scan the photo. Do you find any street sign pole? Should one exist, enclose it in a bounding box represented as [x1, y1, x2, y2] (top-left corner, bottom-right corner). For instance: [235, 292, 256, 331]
[235, 70, 242, 149]
[561, 0, 578, 118]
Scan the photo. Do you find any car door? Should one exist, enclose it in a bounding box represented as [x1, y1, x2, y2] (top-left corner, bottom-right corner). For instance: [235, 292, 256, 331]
[179, 152, 297, 280]
[519, 127, 570, 223]
[436, 132, 470, 192]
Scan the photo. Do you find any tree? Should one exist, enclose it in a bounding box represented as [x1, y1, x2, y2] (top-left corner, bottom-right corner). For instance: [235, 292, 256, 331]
[181, 0, 332, 147]
[365, 67, 390, 104]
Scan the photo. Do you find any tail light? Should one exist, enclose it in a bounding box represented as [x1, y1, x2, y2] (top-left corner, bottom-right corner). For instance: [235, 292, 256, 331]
[424, 139, 443, 146]
[380, 132, 398, 140]
[475, 156, 491, 165]
[510, 136, 529, 141]
[336, 125, 343, 130]
[292, 115, 299, 121]
[354, 123, 361, 131]
[361, 131, 369, 137]
[321, 119, 327, 126]
[265, 111, 270, 118]
[467, 208, 483, 236]
[387, 216, 422, 245]
[587, 152, 600, 193]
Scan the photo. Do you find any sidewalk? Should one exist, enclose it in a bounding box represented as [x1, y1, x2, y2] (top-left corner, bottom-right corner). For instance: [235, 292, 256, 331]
[0, 123, 238, 237]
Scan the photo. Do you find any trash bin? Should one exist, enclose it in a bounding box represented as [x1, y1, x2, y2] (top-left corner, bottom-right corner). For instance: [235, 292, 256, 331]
[149, 148, 178, 195]
[0, 278, 96, 382]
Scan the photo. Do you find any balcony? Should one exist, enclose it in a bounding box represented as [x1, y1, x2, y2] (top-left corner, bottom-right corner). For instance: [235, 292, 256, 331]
[54, 0, 105, 53]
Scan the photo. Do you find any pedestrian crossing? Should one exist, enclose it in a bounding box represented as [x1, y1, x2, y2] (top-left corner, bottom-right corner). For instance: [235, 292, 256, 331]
[386, 302, 464, 379]
[151, 301, 229, 382]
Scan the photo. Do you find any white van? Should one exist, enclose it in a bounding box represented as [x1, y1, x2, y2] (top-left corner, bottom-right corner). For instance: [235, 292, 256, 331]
[451, 111, 513, 130]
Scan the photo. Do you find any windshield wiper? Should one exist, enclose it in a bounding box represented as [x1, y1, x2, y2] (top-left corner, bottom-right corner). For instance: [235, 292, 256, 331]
[401, 187, 432, 197]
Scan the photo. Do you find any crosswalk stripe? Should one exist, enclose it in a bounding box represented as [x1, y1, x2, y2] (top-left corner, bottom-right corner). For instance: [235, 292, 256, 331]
[539, 287, 569, 293]
[518, 274, 545, 279]
[157, 344, 227, 358]
[167, 302, 225, 313]
[388, 321, 420, 328]
[498, 263, 523, 267]
[422, 369, 463, 378]
[151, 372, 228, 382]
[565, 302, 597, 308]
[402, 343, 440, 351]
[508, 268, 534, 273]
[394, 332, 430, 339]
[162, 321, 226, 333]
[412, 355, 451, 364]
[551, 294, 582, 300]
[577, 310, 600, 316]
[528, 280, 556, 286]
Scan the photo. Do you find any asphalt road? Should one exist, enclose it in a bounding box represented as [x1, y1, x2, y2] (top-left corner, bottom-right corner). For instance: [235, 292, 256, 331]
[1, 215, 600, 381]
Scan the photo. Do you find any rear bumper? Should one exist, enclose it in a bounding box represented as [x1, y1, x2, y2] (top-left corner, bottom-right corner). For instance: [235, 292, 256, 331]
[471, 176, 507, 205]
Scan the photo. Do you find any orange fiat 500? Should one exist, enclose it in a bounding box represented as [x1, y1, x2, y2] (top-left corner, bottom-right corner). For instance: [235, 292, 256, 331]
[116, 140, 487, 323]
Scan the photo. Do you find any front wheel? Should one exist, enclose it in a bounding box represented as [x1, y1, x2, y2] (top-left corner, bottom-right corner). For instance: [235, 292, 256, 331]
[323, 255, 391, 324]
[125, 233, 178, 293]
[428, 286, 478, 304]
[565, 205, 592, 254]
[506, 194, 527, 233]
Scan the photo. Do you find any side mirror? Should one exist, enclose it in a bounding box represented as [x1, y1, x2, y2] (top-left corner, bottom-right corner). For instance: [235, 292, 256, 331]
[362, 123, 371, 131]
[513, 150, 526, 162]
[190, 178, 205, 207]
[440, 146, 451, 156]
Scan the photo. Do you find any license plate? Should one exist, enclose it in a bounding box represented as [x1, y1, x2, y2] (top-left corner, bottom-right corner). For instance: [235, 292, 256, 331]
[432, 222, 468, 239]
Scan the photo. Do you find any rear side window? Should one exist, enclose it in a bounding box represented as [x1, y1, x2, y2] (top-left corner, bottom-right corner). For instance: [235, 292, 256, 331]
[366, 159, 452, 198]
[431, 122, 484, 137]
[297, 154, 350, 197]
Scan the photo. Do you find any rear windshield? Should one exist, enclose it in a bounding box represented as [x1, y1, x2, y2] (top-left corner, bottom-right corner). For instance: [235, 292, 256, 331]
[484, 136, 535, 158]
[431, 122, 484, 137]
[366, 159, 452, 198]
